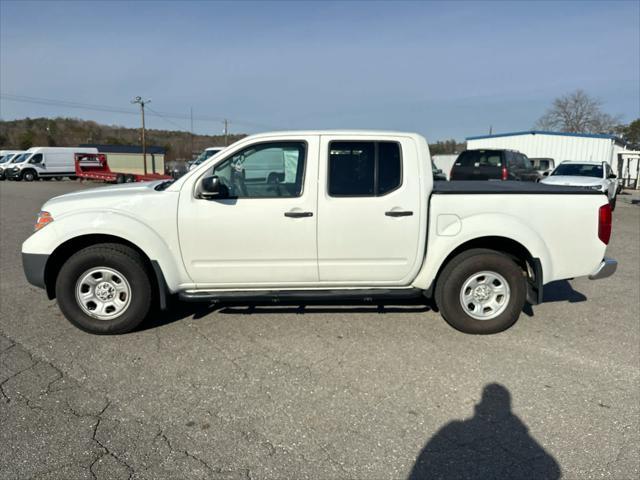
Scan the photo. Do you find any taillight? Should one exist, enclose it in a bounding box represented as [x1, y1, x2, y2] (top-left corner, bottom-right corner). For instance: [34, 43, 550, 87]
[598, 203, 612, 245]
[501, 167, 508, 181]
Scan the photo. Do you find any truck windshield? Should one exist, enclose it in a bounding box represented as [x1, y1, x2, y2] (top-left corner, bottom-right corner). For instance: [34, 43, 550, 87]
[552, 163, 603, 178]
[0, 154, 13, 164]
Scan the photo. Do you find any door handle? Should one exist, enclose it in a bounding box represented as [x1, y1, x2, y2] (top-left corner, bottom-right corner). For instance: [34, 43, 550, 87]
[284, 211, 313, 218]
[385, 210, 413, 217]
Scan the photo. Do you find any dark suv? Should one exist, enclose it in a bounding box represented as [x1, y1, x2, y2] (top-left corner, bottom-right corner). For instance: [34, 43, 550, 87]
[450, 149, 541, 182]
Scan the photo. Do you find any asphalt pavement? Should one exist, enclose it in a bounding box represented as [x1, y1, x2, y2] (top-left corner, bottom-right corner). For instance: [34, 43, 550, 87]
[1, 180, 638, 479]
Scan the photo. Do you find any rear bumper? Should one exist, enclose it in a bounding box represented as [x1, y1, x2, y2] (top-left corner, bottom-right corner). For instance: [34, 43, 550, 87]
[22, 253, 48, 289]
[588, 257, 617, 280]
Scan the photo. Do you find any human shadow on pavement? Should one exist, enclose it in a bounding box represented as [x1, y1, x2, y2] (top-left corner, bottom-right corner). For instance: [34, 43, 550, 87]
[523, 279, 586, 317]
[408, 384, 561, 480]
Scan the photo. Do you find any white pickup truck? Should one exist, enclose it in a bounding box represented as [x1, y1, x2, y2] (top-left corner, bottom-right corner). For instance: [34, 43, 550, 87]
[22, 131, 617, 335]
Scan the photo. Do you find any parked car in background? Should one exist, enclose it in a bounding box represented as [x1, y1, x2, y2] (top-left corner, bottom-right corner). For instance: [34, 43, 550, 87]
[165, 160, 189, 179]
[530, 157, 555, 177]
[450, 149, 541, 182]
[188, 147, 225, 171]
[432, 161, 447, 181]
[541, 161, 618, 209]
[23, 130, 615, 336]
[0, 150, 23, 180]
[5, 147, 98, 181]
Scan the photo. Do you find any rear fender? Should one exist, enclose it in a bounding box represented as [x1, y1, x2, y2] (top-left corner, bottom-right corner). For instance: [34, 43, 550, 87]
[412, 212, 553, 291]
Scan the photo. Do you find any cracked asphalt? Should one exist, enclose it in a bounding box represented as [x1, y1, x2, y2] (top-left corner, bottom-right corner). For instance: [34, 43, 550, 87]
[1, 181, 639, 479]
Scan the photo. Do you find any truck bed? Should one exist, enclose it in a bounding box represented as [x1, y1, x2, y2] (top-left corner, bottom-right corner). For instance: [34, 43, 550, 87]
[433, 181, 602, 195]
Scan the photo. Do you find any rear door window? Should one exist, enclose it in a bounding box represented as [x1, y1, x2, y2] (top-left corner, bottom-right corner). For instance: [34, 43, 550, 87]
[328, 141, 402, 196]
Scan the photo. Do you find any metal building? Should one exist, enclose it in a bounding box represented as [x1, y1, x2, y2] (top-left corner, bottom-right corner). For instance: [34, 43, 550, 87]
[465, 130, 637, 186]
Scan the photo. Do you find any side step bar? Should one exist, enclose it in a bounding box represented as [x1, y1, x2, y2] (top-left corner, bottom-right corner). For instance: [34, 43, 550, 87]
[179, 288, 425, 304]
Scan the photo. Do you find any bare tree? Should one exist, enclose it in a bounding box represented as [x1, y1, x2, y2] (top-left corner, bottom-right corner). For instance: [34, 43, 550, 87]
[535, 90, 621, 134]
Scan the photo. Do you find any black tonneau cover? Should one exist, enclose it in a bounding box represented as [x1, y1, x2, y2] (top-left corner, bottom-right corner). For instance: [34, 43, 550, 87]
[433, 181, 601, 195]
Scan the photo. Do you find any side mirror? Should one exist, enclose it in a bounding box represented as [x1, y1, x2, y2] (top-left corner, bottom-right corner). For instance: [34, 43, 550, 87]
[542, 171, 550, 177]
[608, 173, 617, 179]
[198, 175, 224, 199]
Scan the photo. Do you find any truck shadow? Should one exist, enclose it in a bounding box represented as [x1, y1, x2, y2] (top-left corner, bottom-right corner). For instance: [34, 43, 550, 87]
[139, 280, 585, 331]
[523, 280, 586, 317]
[138, 299, 431, 332]
[408, 383, 561, 480]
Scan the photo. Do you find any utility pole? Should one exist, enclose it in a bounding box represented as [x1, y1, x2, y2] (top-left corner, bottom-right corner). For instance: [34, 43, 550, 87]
[190, 107, 194, 159]
[223, 119, 229, 146]
[131, 96, 151, 174]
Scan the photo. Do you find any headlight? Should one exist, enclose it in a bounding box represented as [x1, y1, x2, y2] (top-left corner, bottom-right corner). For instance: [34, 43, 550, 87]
[34, 211, 54, 231]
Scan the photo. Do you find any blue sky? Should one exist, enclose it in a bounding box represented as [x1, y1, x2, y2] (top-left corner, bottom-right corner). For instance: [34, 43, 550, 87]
[1, 0, 638, 141]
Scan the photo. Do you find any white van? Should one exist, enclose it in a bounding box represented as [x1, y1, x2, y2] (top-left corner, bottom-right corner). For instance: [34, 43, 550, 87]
[0, 150, 24, 180]
[188, 147, 225, 171]
[4, 147, 98, 181]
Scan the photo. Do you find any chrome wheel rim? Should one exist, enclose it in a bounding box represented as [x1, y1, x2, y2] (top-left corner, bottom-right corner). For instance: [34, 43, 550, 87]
[75, 267, 132, 320]
[459, 270, 510, 320]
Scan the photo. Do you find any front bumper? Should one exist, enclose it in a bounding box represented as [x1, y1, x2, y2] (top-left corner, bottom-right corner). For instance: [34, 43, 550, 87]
[5, 168, 22, 179]
[22, 253, 49, 289]
[588, 257, 617, 280]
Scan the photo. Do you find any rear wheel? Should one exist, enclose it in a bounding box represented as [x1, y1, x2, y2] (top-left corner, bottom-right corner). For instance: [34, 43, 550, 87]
[55, 244, 152, 334]
[124, 174, 136, 183]
[435, 249, 527, 334]
[54, 176, 64, 181]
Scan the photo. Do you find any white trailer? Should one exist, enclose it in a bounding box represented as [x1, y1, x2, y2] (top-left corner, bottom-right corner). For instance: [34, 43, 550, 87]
[466, 131, 636, 186]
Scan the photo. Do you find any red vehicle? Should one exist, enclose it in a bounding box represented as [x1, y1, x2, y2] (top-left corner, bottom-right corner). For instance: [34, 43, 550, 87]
[75, 153, 172, 183]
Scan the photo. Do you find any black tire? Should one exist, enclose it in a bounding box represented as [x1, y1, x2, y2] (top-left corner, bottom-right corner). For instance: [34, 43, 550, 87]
[124, 174, 135, 183]
[435, 248, 527, 334]
[115, 173, 125, 184]
[55, 243, 152, 334]
[22, 169, 37, 182]
[54, 176, 64, 181]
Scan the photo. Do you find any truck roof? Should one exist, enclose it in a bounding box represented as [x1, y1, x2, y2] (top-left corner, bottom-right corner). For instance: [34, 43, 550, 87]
[244, 130, 425, 140]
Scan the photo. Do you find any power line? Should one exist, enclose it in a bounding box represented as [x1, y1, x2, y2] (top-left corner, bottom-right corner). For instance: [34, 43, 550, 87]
[146, 106, 188, 131]
[0, 93, 284, 131]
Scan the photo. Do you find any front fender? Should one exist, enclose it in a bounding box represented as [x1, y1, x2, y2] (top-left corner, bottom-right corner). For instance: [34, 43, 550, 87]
[22, 210, 189, 291]
[412, 212, 553, 290]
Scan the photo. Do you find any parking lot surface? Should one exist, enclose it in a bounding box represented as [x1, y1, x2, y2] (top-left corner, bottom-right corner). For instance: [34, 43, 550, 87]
[1, 180, 639, 479]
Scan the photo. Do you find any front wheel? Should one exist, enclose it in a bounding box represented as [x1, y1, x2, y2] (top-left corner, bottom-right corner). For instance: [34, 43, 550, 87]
[55, 244, 152, 334]
[435, 249, 527, 334]
[22, 170, 37, 182]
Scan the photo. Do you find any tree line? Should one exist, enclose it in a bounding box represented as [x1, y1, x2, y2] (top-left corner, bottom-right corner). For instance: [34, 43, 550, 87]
[0, 117, 246, 162]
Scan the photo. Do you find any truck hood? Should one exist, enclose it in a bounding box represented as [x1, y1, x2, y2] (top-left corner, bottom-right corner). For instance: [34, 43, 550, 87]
[541, 176, 604, 187]
[43, 180, 170, 214]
